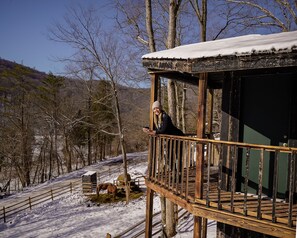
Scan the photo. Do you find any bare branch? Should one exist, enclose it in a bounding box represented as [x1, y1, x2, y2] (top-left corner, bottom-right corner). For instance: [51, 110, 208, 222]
[227, 0, 289, 31]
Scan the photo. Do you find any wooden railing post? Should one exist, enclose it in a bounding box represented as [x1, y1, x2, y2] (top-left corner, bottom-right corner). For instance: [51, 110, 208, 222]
[3, 206, 6, 223]
[29, 197, 32, 210]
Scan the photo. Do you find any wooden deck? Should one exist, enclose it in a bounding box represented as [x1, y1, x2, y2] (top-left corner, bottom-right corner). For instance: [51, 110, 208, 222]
[146, 166, 296, 237]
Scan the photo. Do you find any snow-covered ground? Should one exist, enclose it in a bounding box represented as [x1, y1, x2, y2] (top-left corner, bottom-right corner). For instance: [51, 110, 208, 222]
[0, 152, 216, 238]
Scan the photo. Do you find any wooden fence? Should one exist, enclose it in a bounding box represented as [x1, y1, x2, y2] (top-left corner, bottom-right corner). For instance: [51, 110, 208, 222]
[0, 180, 81, 223]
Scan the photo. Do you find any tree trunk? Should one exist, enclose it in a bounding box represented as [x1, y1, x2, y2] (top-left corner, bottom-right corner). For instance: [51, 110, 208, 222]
[112, 80, 130, 204]
[49, 135, 53, 180]
[164, 1, 182, 236]
[160, 196, 166, 236]
[65, 135, 72, 173]
[145, 0, 156, 53]
[166, 200, 177, 237]
[168, 79, 177, 124]
[87, 95, 92, 165]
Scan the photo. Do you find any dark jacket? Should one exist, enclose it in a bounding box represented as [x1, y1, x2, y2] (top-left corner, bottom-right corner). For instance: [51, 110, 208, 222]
[155, 111, 184, 136]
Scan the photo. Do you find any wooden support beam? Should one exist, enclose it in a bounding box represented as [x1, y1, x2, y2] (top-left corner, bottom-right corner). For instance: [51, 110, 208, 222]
[196, 72, 208, 196]
[145, 187, 155, 238]
[194, 73, 208, 238]
[145, 73, 159, 238]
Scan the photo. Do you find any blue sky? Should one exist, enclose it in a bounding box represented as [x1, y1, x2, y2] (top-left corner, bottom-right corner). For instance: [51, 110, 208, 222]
[0, 0, 114, 74]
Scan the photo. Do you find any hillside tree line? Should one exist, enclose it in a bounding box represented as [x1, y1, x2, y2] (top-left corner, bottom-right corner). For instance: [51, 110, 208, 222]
[0, 60, 149, 190]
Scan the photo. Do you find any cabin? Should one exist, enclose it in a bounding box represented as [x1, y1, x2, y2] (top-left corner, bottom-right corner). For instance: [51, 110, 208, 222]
[142, 31, 297, 237]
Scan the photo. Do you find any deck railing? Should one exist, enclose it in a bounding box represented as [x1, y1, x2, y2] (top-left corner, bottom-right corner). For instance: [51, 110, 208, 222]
[147, 135, 297, 227]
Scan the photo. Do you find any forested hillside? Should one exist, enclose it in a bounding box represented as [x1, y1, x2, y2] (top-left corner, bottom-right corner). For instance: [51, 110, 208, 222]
[0, 59, 150, 191]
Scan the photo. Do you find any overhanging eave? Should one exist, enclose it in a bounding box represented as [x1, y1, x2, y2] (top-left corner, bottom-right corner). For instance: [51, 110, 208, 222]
[142, 50, 297, 74]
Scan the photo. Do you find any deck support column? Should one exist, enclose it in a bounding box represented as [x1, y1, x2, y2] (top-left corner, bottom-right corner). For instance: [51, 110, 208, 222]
[194, 73, 208, 238]
[145, 73, 159, 238]
[145, 187, 154, 238]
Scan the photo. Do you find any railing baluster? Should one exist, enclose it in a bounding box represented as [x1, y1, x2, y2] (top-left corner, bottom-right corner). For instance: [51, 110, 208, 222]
[229, 145, 233, 212]
[157, 137, 161, 182]
[176, 139, 180, 192]
[147, 137, 153, 179]
[180, 141, 186, 195]
[257, 148, 264, 220]
[159, 137, 163, 183]
[231, 145, 237, 213]
[185, 141, 190, 200]
[160, 137, 164, 182]
[191, 142, 195, 167]
[288, 151, 295, 227]
[243, 147, 250, 216]
[168, 138, 172, 189]
[172, 139, 177, 190]
[152, 137, 158, 180]
[272, 150, 279, 223]
[206, 143, 212, 207]
[164, 138, 168, 187]
[180, 140, 185, 196]
[218, 144, 223, 210]
[150, 136, 156, 180]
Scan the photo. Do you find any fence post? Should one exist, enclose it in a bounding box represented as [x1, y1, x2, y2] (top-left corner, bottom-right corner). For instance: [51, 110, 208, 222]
[51, 189, 54, 200]
[29, 197, 32, 210]
[70, 182, 72, 193]
[3, 206, 6, 223]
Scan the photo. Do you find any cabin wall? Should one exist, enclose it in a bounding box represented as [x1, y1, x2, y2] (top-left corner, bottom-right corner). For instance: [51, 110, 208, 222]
[218, 71, 297, 238]
[239, 73, 296, 198]
[220, 72, 297, 197]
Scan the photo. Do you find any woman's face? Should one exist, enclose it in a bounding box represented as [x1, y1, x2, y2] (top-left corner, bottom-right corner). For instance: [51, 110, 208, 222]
[153, 107, 161, 115]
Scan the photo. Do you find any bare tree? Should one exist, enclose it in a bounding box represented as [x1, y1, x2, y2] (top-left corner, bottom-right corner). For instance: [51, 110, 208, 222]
[49, 5, 131, 203]
[37, 73, 65, 178]
[189, 0, 207, 41]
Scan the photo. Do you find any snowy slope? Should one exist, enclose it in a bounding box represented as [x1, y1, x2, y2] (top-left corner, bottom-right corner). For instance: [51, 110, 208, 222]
[0, 152, 216, 238]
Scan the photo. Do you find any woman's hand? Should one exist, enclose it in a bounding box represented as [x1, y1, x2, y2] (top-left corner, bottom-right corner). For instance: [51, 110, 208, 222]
[142, 127, 149, 133]
[142, 127, 155, 135]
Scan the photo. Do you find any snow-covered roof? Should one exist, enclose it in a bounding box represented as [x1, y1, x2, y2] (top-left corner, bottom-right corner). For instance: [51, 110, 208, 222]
[82, 171, 97, 176]
[142, 31, 297, 60]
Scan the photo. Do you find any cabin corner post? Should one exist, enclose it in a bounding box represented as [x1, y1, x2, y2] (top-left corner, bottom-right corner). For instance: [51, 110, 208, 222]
[145, 73, 159, 238]
[194, 73, 208, 238]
